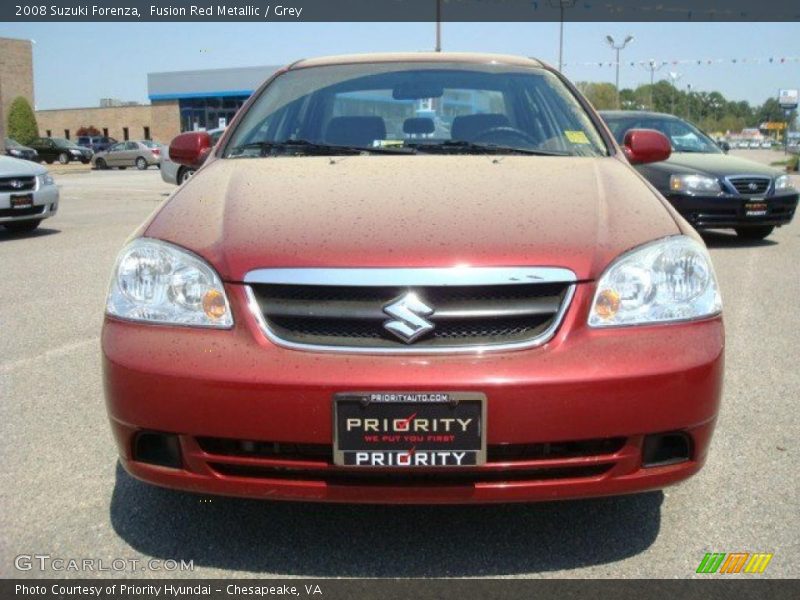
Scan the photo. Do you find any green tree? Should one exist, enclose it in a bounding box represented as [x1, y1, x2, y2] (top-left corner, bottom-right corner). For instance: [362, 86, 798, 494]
[6, 96, 38, 145]
[576, 82, 619, 110]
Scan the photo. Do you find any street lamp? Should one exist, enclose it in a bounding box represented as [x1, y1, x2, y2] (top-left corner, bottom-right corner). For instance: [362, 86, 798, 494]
[605, 35, 634, 108]
[550, 1, 576, 72]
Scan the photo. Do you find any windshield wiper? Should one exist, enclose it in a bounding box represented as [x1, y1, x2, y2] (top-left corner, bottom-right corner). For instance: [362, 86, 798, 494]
[228, 139, 415, 157]
[405, 140, 569, 156]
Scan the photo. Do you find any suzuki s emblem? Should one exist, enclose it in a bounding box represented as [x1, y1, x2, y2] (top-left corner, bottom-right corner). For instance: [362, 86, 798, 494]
[383, 292, 435, 343]
[748, 182, 758, 191]
[9, 179, 24, 189]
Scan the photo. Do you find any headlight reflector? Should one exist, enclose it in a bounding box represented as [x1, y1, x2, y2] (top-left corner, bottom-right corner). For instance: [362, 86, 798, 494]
[36, 173, 54, 187]
[775, 174, 794, 191]
[106, 238, 232, 328]
[669, 174, 721, 194]
[589, 236, 721, 327]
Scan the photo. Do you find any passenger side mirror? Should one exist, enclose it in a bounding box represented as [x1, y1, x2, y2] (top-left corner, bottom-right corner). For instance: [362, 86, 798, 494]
[169, 131, 212, 168]
[622, 129, 671, 165]
[720, 141, 730, 153]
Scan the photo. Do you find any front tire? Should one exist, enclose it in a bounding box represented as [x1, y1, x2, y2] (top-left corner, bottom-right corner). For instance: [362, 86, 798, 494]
[4, 219, 42, 233]
[735, 226, 774, 240]
[178, 167, 195, 185]
[58, 152, 70, 164]
[95, 158, 107, 170]
[135, 157, 148, 170]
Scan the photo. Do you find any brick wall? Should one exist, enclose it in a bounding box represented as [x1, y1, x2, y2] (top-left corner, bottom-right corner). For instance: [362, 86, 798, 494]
[35, 101, 180, 143]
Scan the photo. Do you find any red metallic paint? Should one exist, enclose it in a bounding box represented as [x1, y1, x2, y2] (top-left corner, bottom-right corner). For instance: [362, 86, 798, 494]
[169, 131, 212, 168]
[103, 55, 724, 503]
[623, 129, 673, 165]
[103, 282, 724, 503]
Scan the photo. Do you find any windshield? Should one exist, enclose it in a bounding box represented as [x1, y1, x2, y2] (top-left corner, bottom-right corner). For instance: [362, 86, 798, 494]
[5, 138, 22, 148]
[603, 115, 721, 154]
[223, 62, 608, 158]
[141, 140, 160, 148]
[51, 137, 82, 148]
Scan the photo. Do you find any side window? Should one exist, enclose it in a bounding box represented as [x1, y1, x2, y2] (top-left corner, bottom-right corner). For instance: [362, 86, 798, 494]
[108, 143, 123, 152]
[125, 142, 138, 150]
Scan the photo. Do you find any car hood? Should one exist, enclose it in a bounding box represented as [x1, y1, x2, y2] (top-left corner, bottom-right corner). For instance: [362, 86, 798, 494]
[658, 152, 781, 177]
[0, 155, 46, 176]
[144, 155, 680, 281]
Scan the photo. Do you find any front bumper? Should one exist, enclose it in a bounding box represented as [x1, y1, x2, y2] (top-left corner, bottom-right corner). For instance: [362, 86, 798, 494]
[0, 184, 59, 223]
[103, 284, 724, 504]
[665, 191, 798, 229]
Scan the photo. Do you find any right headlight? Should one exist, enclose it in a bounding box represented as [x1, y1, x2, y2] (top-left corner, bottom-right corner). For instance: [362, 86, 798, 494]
[669, 174, 721, 194]
[775, 174, 794, 191]
[106, 238, 233, 328]
[589, 236, 721, 327]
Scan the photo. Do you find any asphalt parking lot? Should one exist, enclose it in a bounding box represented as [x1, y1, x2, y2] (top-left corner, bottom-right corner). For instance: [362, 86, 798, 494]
[1, 151, 798, 579]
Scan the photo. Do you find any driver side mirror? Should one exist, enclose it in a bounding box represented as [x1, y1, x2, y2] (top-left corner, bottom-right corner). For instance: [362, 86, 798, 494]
[622, 129, 671, 165]
[169, 131, 212, 168]
[720, 141, 730, 153]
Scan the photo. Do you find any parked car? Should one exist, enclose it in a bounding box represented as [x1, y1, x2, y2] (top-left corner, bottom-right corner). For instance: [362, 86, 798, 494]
[92, 140, 161, 170]
[103, 53, 725, 504]
[600, 111, 798, 240]
[160, 128, 225, 185]
[0, 155, 59, 232]
[76, 135, 117, 153]
[28, 137, 93, 164]
[761, 141, 773, 150]
[737, 140, 749, 149]
[4, 138, 38, 161]
[749, 140, 762, 149]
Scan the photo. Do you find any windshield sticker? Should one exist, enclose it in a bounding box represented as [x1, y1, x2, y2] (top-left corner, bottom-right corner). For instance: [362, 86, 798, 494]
[565, 130, 590, 144]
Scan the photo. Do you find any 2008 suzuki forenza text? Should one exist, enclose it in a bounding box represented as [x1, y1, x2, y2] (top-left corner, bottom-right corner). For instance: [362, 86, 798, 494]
[102, 53, 724, 503]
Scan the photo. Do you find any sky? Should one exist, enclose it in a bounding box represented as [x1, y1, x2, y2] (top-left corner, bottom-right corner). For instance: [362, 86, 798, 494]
[0, 21, 798, 110]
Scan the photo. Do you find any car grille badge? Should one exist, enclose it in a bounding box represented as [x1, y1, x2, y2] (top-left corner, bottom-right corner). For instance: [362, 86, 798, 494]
[383, 292, 435, 343]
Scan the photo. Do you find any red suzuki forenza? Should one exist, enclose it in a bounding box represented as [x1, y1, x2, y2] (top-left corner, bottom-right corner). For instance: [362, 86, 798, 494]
[102, 53, 724, 503]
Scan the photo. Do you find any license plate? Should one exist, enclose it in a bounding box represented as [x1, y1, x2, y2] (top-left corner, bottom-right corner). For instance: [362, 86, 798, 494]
[745, 201, 768, 217]
[333, 392, 486, 467]
[10, 194, 33, 209]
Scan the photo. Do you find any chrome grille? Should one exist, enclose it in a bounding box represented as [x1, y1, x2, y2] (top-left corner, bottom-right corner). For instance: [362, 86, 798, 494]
[0, 176, 36, 192]
[244, 267, 576, 353]
[728, 176, 770, 196]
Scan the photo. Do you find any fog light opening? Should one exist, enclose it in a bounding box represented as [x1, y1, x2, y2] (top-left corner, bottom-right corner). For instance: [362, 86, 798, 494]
[642, 432, 692, 467]
[133, 431, 183, 469]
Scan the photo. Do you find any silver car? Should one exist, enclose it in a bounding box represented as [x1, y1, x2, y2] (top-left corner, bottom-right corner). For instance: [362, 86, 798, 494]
[161, 128, 225, 185]
[0, 155, 59, 233]
[92, 140, 161, 170]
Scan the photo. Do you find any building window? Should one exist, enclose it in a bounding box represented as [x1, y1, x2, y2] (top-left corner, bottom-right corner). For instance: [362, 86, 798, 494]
[122, 127, 129, 141]
[143, 126, 151, 140]
[46, 129, 51, 137]
[64, 129, 70, 140]
[103, 128, 109, 137]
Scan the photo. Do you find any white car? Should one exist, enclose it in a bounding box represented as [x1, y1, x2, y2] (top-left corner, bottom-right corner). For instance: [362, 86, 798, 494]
[160, 128, 225, 185]
[761, 141, 773, 149]
[749, 141, 761, 149]
[0, 155, 59, 233]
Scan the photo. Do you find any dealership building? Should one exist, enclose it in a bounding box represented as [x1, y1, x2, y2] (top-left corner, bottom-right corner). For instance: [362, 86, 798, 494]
[35, 64, 281, 144]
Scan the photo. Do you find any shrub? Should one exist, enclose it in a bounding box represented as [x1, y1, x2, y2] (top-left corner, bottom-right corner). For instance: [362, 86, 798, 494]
[6, 96, 38, 145]
[76, 126, 101, 137]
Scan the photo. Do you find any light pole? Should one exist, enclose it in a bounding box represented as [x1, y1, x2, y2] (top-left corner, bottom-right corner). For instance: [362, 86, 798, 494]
[668, 71, 682, 115]
[643, 59, 666, 110]
[434, 0, 441, 52]
[605, 35, 633, 108]
[550, 1, 576, 72]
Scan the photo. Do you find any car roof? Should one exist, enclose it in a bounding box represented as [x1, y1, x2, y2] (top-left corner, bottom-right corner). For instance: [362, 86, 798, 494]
[599, 110, 681, 120]
[291, 52, 545, 70]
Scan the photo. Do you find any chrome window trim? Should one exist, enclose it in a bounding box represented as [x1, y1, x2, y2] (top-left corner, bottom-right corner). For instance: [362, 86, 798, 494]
[243, 266, 577, 355]
[243, 267, 577, 287]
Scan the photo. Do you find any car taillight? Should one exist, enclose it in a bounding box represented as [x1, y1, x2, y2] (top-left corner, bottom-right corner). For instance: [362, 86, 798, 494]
[151, 148, 160, 155]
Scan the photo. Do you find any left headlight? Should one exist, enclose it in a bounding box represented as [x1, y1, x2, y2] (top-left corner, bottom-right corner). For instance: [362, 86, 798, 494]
[669, 174, 721, 194]
[775, 174, 794, 191]
[70, 149, 82, 155]
[589, 236, 721, 327]
[37, 173, 54, 187]
[106, 238, 233, 328]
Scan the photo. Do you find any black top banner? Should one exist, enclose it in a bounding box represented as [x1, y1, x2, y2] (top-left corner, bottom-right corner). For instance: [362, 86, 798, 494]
[2, 0, 799, 22]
